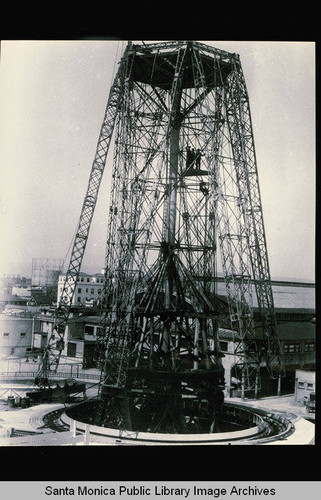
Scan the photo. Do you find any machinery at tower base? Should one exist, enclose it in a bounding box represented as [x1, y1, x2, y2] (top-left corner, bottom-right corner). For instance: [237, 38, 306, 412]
[35, 41, 284, 434]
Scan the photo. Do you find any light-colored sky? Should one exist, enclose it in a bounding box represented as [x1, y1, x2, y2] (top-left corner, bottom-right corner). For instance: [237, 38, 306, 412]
[0, 40, 315, 282]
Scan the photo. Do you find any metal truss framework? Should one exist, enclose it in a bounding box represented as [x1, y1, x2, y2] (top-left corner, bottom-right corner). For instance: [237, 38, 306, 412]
[31, 258, 64, 287]
[37, 41, 283, 429]
[35, 44, 133, 385]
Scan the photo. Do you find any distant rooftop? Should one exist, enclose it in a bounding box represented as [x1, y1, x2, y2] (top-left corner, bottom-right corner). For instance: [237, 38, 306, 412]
[0, 292, 28, 303]
[54, 272, 316, 312]
[219, 321, 315, 341]
[215, 280, 315, 311]
[59, 271, 105, 277]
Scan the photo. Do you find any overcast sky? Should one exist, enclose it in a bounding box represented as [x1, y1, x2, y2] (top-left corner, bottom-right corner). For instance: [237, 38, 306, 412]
[0, 40, 315, 282]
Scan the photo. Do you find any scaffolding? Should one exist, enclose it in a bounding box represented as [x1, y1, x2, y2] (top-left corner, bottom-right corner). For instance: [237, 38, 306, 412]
[31, 258, 64, 287]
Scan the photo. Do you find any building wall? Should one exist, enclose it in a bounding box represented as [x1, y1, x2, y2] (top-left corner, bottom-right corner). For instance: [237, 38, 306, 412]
[281, 339, 315, 368]
[0, 315, 34, 356]
[33, 316, 53, 350]
[219, 329, 315, 397]
[294, 369, 315, 404]
[11, 286, 32, 298]
[83, 321, 103, 340]
[35, 313, 104, 368]
[66, 339, 84, 359]
[64, 320, 103, 366]
[57, 273, 105, 307]
[35, 313, 85, 360]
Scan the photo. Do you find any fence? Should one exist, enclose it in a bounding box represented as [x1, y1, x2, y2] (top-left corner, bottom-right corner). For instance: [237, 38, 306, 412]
[0, 371, 100, 381]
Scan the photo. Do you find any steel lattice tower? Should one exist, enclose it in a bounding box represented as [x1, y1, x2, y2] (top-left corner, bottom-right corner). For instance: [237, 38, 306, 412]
[92, 41, 283, 432]
[36, 41, 283, 432]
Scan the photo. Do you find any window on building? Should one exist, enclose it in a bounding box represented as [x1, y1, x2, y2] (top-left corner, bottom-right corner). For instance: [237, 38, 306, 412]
[77, 297, 81, 303]
[3, 332, 9, 337]
[307, 383, 314, 390]
[304, 343, 315, 352]
[91, 288, 94, 294]
[298, 382, 305, 388]
[98, 289, 102, 294]
[219, 341, 228, 352]
[86, 288, 89, 293]
[20, 332, 26, 337]
[67, 342, 77, 357]
[87, 278, 90, 283]
[81, 277, 84, 282]
[85, 325, 95, 335]
[283, 342, 300, 353]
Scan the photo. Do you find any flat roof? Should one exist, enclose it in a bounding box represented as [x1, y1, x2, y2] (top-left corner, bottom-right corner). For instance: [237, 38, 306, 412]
[218, 321, 315, 341]
[215, 281, 315, 311]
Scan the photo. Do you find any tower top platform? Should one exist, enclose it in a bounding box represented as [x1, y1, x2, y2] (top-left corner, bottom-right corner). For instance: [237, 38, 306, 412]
[127, 41, 237, 89]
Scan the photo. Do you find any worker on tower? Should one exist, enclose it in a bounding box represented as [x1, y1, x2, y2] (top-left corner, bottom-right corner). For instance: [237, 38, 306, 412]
[191, 148, 196, 168]
[186, 145, 192, 169]
[186, 145, 198, 170]
[195, 148, 204, 169]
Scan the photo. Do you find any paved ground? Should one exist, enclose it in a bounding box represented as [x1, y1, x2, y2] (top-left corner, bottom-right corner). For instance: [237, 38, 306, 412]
[0, 389, 314, 435]
[0, 369, 315, 445]
[0, 380, 100, 438]
[225, 393, 315, 422]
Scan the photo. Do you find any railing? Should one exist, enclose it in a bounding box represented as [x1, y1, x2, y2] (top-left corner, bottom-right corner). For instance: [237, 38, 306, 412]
[223, 403, 265, 428]
[0, 371, 100, 381]
[223, 401, 295, 442]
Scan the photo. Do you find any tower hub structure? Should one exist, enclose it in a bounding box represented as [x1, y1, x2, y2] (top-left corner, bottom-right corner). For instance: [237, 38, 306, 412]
[36, 41, 283, 434]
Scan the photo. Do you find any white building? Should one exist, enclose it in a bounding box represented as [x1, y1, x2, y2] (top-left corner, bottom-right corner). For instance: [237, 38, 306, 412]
[0, 312, 34, 357]
[67, 316, 104, 368]
[11, 285, 32, 298]
[294, 369, 315, 405]
[34, 309, 104, 369]
[57, 272, 105, 307]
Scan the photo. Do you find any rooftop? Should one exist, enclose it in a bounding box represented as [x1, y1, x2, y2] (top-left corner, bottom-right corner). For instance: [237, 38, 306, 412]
[215, 281, 315, 311]
[218, 321, 315, 341]
[0, 292, 28, 303]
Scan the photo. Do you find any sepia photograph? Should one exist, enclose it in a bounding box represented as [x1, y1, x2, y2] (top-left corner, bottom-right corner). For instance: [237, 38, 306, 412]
[0, 40, 315, 452]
